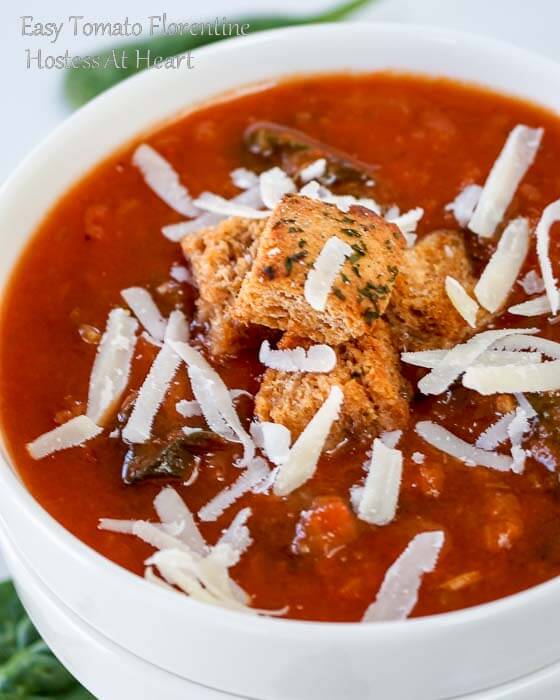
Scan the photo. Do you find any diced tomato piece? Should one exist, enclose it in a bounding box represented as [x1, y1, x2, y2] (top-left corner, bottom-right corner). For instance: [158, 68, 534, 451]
[292, 496, 358, 557]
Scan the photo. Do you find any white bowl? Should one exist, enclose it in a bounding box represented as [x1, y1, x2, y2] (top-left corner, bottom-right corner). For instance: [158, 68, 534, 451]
[0, 524, 224, 700]
[2, 519, 560, 700]
[1, 23, 560, 700]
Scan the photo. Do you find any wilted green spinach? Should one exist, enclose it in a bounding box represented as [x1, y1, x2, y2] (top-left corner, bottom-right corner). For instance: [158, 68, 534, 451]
[0, 581, 94, 699]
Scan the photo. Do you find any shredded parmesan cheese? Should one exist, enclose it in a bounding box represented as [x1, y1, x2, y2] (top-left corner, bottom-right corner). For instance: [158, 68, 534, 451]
[122, 344, 183, 444]
[177, 389, 249, 419]
[231, 167, 259, 190]
[170, 341, 255, 465]
[218, 507, 253, 556]
[474, 217, 530, 312]
[463, 359, 560, 394]
[170, 264, 191, 284]
[198, 458, 270, 522]
[475, 412, 516, 451]
[176, 399, 202, 418]
[298, 180, 382, 215]
[515, 392, 537, 418]
[132, 144, 198, 217]
[161, 187, 263, 242]
[273, 386, 343, 496]
[494, 333, 560, 359]
[380, 430, 402, 449]
[162, 213, 219, 242]
[519, 270, 545, 295]
[415, 421, 513, 471]
[362, 531, 444, 622]
[445, 184, 482, 227]
[98, 518, 136, 534]
[86, 308, 138, 425]
[250, 421, 291, 465]
[145, 546, 260, 612]
[507, 408, 530, 473]
[259, 167, 296, 209]
[27, 416, 102, 460]
[259, 340, 336, 373]
[353, 439, 403, 526]
[299, 159, 327, 183]
[402, 348, 541, 369]
[508, 294, 551, 316]
[154, 486, 208, 556]
[99, 489, 283, 616]
[304, 237, 352, 312]
[121, 287, 167, 342]
[468, 125, 543, 237]
[388, 207, 424, 236]
[535, 199, 560, 315]
[193, 191, 270, 220]
[417, 328, 538, 395]
[164, 310, 190, 344]
[445, 276, 479, 328]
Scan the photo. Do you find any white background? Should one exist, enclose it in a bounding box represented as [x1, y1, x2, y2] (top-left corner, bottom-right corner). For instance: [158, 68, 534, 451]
[0, 0, 558, 682]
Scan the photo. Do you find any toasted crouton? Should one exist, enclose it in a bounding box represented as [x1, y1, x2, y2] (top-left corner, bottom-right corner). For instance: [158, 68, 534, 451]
[255, 320, 410, 449]
[386, 230, 479, 352]
[234, 194, 405, 344]
[182, 217, 267, 356]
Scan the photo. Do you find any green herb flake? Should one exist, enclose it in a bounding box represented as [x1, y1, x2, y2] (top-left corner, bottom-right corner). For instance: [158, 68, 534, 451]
[263, 265, 276, 280]
[340, 227, 361, 238]
[332, 286, 346, 300]
[359, 281, 390, 302]
[348, 241, 367, 263]
[285, 250, 308, 275]
[288, 225, 304, 234]
[363, 308, 380, 324]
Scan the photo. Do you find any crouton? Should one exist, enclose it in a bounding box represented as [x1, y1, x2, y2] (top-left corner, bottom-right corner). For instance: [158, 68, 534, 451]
[234, 194, 405, 344]
[182, 217, 267, 356]
[385, 230, 479, 352]
[255, 320, 410, 449]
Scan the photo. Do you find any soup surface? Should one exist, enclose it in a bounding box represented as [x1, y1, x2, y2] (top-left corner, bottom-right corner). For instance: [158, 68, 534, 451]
[2, 73, 560, 622]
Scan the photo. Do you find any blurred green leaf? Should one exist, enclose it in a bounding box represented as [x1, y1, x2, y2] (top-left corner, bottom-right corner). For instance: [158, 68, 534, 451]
[0, 582, 94, 699]
[64, 0, 375, 108]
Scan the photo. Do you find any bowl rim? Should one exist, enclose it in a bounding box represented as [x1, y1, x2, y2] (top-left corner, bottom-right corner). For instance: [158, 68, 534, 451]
[2, 20, 560, 639]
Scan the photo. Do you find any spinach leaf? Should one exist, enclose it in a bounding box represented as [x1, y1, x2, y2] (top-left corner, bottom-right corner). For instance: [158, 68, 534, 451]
[64, 0, 375, 108]
[0, 582, 94, 699]
[122, 428, 224, 484]
[244, 121, 377, 187]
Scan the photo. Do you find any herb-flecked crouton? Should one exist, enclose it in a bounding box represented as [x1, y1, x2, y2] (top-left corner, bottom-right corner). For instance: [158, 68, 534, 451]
[386, 229, 480, 352]
[182, 217, 267, 356]
[255, 320, 410, 449]
[234, 194, 405, 344]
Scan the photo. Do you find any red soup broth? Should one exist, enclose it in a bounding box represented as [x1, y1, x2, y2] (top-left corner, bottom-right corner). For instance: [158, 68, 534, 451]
[2, 73, 560, 622]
